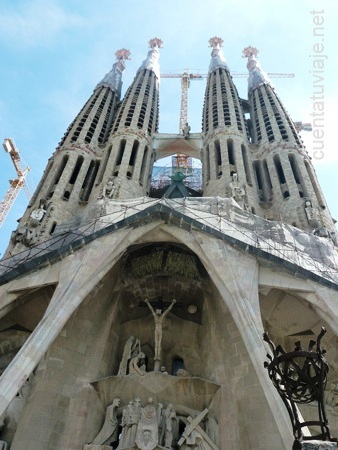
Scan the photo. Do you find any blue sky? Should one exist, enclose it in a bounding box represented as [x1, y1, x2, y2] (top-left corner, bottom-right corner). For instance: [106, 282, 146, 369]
[0, 0, 337, 256]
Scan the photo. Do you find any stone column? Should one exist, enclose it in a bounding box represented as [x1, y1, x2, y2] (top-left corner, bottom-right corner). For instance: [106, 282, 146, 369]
[188, 233, 294, 449]
[0, 228, 130, 418]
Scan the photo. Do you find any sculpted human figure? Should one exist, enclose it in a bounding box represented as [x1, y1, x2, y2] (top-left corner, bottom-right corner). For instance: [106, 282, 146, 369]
[90, 398, 120, 445]
[118, 336, 141, 375]
[230, 173, 246, 207]
[102, 177, 116, 198]
[129, 351, 146, 375]
[182, 122, 191, 139]
[145, 299, 176, 362]
[118, 398, 142, 449]
[28, 198, 48, 227]
[305, 200, 320, 227]
[159, 403, 177, 448]
[178, 409, 219, 450]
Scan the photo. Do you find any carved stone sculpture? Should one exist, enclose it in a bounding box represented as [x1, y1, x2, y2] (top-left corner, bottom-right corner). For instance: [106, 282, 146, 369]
[118, 336, 141, 376]
[145, 298, 176, 367]
[135, 398, 161, 450]
[178, 409, 218, 450]
[182, 123, 191, 139]
[163, 404, 177, 448]
[26, 198, 48, 229]
[89, 397, 218, 450]
[102, 178, 117, 199]
[129, 351, 146, 376]
[230, 173, 246, 208]
[91, 398, 120, 445]
[118, 398, 142, 449]
[305, 200, 320, 227]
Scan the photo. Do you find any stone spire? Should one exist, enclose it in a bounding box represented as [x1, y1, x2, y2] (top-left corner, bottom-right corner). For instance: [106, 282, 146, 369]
[95, 48, 131, 96]
[208, 36, 229, 73]
[138, 37, 163, 80]
[242, 46, 272, 94]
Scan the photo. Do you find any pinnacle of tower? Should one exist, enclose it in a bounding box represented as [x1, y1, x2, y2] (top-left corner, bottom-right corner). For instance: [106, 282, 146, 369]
[95, 48, 131, 95]
[138, 37, 163, 80]
[208, 36, 229, 73]
[242, 46, 272, 94]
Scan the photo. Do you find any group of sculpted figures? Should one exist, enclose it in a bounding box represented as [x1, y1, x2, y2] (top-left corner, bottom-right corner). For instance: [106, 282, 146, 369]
[87, 397, 218, 450]
[12, 198, 50, 247]
[84, 294, 218, 449]
[118, 299, 177, 375]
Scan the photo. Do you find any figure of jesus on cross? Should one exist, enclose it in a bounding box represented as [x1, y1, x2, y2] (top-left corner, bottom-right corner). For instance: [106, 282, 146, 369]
[145, 298, 176, 370]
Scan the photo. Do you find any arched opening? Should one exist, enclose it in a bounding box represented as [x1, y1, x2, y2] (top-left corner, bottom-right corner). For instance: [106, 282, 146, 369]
[149, 155, 202, 198]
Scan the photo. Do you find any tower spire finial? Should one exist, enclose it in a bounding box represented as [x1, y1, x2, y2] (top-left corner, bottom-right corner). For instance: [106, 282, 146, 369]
[242, 46, 272, 94]
[95, 48, 131, 95]
[138, 37, 163, 80]
[208, 36, 229, 73]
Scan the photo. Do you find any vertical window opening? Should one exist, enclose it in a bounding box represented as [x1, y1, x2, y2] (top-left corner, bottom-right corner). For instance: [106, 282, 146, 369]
[69, 156, 84, 185]
[80, 160, 100, 202]
[129, 140, 139, 167]
[127, 140, 139, 179]
[274, 155, 290, 199]
[50, 222, 57, 235]
[205, 145, 210, 183]
[274, 155, 286, 184]
[47, 155, 69, 198]
[116, 139, 126, 167]
[139, 146, 149, 186]
[253, 161, 265, 202]
[289, 154, 305, 198]
[262, 159, 272, 202]
[227, 139, 236, 174]
[215, 139, 222, 177]
[63, 155, 84, 200]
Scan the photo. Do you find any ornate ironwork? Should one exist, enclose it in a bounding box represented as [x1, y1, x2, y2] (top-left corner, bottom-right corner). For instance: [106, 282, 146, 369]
[263, 327, 337, 449]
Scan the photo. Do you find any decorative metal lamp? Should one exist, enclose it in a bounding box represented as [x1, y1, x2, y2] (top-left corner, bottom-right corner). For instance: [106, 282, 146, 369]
[263, 327, 337, 450]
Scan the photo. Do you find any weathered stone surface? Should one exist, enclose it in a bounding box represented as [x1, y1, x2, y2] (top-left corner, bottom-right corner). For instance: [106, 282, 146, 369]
[301, 441, 338, 449]
[83, 445, 112, 450]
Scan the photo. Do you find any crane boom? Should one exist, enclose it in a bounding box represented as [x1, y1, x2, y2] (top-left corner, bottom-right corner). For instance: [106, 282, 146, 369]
[160, 70, 295, 131]
[160, 69, 295, 172]
[0, 138, 31, 228]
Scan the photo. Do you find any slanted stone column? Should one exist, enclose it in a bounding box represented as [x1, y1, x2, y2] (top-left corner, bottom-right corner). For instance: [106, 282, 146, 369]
[0, 229, 130, 418]
[186, 232, 294, 449]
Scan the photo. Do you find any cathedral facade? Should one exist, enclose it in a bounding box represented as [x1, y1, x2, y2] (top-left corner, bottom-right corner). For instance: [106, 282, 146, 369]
[0, 37, 337, 450]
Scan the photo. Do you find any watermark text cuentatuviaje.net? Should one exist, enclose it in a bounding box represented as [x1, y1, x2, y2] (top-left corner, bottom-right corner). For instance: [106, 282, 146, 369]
[310, 9, 327, 160]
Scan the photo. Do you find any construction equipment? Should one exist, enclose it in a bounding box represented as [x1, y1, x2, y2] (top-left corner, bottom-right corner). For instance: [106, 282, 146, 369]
[0, 138, 31, 228]
[294, 121, 312, 132]
[161, 70, 295, 133]
[161, 70, 295, 172]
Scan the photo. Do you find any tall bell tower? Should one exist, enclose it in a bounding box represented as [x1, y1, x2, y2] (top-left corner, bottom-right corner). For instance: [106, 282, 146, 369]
[0, 37, 337, 450]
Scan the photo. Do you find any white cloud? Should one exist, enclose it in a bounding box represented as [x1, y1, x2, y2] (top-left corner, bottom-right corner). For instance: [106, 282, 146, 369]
[0, 1, 87, 47]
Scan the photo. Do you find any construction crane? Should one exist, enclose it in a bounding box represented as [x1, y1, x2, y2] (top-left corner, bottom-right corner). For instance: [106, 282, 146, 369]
[161, 70, 295, 174]
[0, 138, 31, 228]
[161, 70, 295, 134]
[294, 121, 312, 132]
